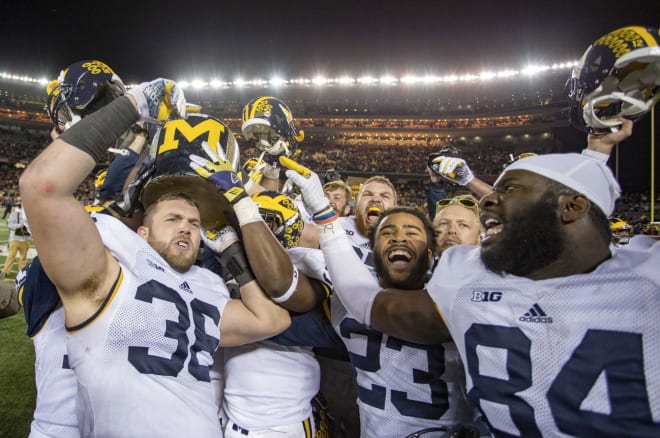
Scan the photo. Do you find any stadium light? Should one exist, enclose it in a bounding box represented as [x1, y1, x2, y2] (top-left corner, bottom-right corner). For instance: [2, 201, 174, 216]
[312, 75, 327, 86]
[521, 64, 550, 76]
[401, 75, 419, 85]
[0, 59, 579, 90]
[479, 71, 496, 80]
[270, 76, 287, 87]
[210, 79, 225, 88]
[379, 75, 397, 86]
[337, 76, 355, 86]
[357, 76, 377, 85]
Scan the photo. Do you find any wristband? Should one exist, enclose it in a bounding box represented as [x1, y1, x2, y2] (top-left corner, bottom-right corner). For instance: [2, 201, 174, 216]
[581, 148, 610, 163]
[59, 97, 139, 163]
[271, 265, 300, 303]
[233, 197, 263, 226]
[312, 206, 338, 225]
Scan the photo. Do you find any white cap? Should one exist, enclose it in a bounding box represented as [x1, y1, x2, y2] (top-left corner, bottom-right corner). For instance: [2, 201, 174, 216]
[496, 152, 621, 215]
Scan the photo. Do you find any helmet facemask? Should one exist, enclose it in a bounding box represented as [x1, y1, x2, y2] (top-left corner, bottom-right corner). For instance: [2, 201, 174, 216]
[242, 118, 292, 156]
[241, 96, 304, 157]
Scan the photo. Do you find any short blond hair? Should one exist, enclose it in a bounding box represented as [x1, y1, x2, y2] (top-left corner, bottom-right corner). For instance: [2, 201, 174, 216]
[143, 192, 199, 225]
[323, 180, 352, 202]
[357, 176, 398, 204]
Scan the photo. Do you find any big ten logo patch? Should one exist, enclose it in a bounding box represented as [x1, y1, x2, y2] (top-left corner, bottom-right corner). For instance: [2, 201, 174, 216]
[594, 27, 653, 58]
[471, 290, 503, 302]
[156, 118, 226, 155]
[81, 60, 114, 75]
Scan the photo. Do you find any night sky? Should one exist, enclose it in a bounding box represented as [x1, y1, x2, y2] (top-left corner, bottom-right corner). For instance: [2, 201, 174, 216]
[2, 0, 658, 82]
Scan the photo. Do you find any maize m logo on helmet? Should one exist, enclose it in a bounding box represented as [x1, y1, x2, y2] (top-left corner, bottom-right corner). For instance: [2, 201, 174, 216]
[141, 114, 240, 229]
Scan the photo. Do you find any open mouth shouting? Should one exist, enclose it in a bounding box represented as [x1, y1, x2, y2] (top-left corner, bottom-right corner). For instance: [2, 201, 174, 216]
[386, 246, 414, 268]
[481, 217, 504, 245]
[366, 205, 382, 226]
[174, 238, 191, 251]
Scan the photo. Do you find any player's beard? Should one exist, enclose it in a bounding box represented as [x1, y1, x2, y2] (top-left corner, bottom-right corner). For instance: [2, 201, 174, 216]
[151, 240, 197, 273]
[375, 251, 430, 290]
[481, 193, 565, 277]
[354, 208, 369, 237]
[355, 206, 382, 237]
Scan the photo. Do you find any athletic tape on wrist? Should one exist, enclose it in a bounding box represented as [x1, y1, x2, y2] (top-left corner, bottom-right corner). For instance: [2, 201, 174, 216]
[316, 220, 345, 245]
[233, 197, 263, 226]
[218, 242, 256, 287]
[59, 97, 139, 163]
[581, 148, 610, 163]
[271, 265, 300, 303]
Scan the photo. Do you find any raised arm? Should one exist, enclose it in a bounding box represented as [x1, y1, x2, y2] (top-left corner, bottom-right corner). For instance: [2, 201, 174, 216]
[19, 100, 131, 322]
[190, 148, 327, 311]
[282, 156, 453, 345]
[19, 80, 185, 325]
[584, 119, 634, 157]
[320, 226, 451, 344]
[220, 279, 291, 347]
[429, 155, 492, 199]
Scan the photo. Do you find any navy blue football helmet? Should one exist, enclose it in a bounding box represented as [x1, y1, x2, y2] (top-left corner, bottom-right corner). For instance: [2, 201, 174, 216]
[241, 96, 304, 156]
[46, 60, 126, 131]
[567, 26, 660, 132]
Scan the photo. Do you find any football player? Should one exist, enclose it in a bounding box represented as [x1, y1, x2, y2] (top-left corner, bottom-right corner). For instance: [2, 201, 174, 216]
[310, 116, 660, 435]
[16, 59, 150, 438]
[19, 78, 290, 437]
[282, 161, 486, 437]
[323, 179, 353, 217]
[197, 189, 321, 438]
[281, 164, 402, 436]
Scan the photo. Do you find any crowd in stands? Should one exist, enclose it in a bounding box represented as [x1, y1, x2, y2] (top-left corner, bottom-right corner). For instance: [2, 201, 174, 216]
[0, 118, 657, 229]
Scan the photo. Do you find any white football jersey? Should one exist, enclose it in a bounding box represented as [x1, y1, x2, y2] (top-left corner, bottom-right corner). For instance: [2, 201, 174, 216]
[428, 238, 660, 437]
[320, 219, 477, 436]
[339, 216, 375, 273]
[330, 296, 475, 437]
[30, 307, 79, 438]
[67, 214, 229, 437]
[223, 341, 319, 428]
[222, 246, 323, 429]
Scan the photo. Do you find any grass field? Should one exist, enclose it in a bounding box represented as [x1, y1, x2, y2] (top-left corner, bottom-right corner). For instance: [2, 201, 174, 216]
[0, 219, 36, 437]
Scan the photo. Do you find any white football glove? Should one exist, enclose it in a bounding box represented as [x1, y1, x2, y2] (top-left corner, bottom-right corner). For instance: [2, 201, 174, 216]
[128, 78, 187, 122]
[279, 156, 329, 216]
[429, 156, 475, 186]
[201, 225, 239, 254]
